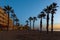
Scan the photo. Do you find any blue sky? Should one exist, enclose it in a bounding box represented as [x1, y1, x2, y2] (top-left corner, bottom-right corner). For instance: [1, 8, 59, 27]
[0, 0, 60, 30]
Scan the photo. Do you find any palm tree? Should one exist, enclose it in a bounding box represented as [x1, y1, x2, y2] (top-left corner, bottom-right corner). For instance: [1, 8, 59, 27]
[16, 23, 20, 27]
[3, 5, 12, 31]
[51, 9, 57, 32]
[50, 3, 57, 33]
[11, 9, 16, 30]
[26, 20, 29, 26]
[44, 6, 51, 33]
[15, 17, 19, 26]
[33, 17, 37, 30]
[15, 17, 20, 31]
[38, 11, 46, 32]
[28, 17, 33, 30]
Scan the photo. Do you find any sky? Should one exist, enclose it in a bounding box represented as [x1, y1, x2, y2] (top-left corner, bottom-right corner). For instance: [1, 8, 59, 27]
[0, 0, 60, 31]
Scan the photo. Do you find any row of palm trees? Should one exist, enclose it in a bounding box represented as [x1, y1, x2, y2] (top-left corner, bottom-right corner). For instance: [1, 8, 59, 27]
[2, 2, 58, 33]
[3, 5, 20, 31]
[28, 17, 37, 30]
[26, 2, 58, 33]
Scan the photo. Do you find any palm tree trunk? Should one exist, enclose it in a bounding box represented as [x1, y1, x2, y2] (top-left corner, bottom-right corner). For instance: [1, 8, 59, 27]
[13, 18, 14, 30]
[7, 11, 9, 31]
[40, 18, 42, 32]
[30, 21, 31, 30]
[46, 13, 49, 34]
[16, 21, 17, 26]
[33, 21, 34, 30]
[51, 14, 54, 33]
[27, 22, 28, 25]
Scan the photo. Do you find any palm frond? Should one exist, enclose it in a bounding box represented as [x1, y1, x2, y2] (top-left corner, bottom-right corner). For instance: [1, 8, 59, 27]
[28, 17, 33, 21]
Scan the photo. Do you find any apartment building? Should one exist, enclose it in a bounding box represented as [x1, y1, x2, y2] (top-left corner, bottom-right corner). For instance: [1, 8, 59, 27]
[0, 7, 13, 30]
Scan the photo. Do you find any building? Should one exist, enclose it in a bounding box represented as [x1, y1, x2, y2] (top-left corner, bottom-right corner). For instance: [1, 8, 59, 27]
[0, 7, 13, 31]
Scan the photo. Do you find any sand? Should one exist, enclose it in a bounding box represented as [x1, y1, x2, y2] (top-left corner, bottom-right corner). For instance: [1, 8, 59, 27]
[0, 31, 60, 40]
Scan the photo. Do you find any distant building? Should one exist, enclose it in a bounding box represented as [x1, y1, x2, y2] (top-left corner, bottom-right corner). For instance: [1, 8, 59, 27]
[0, 7, 13, 30]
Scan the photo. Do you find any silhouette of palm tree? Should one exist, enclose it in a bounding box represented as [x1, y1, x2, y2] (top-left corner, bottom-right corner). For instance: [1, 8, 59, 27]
[33, 17, 37, 30]
[16, 22, 20, 30]
[15, 17, 19, 26]
[50, 3, 57, 33]
[44, 6, 52, 33]
[26, 20, 29, 26]
[11, 9, 16, 30]
[38, 11, 46, 32]
[51, 9, 57, 32]
[3, 5, 12, 31]
[16, 23, 20, 27]
[28, 17, 33, 30]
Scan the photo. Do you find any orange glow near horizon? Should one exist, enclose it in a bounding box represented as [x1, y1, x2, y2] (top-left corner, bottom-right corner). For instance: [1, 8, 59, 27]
[49, 24, 60, 31]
